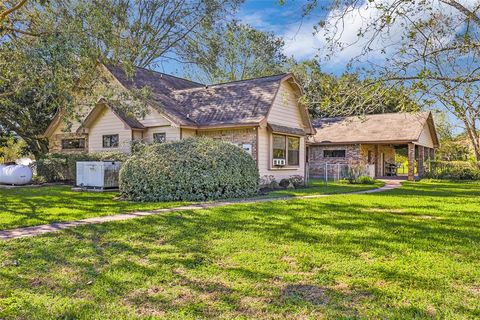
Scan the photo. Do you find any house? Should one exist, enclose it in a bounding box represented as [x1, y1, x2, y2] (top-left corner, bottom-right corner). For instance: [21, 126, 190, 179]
[307, 112, 439, 181]
[43, 65, 315, 182]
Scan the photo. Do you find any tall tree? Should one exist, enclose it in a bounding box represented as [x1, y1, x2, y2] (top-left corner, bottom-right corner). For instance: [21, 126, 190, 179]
[0, 0, 241, 157]
[179, 20, 287, 83]
[299, 0, 480, 164]
[288, 59, 419, 118]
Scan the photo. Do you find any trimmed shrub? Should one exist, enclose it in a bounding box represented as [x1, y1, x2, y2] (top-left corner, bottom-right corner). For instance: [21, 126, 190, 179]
[37, 152, 128, 182]
[119, 137, 259, 202]
[279, 178, 290, 188]
[260, 175, 278, 189]
[289, 175, 304, 188]
[357, 175, 375, 185]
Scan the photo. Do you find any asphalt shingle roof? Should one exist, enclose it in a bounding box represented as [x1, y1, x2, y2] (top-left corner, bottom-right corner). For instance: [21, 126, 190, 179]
[309, 112, 434, 144]
[106, 65, 288, 127]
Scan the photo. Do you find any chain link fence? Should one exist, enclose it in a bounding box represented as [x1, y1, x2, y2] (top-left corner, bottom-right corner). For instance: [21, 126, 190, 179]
[308, 163, 376, 182]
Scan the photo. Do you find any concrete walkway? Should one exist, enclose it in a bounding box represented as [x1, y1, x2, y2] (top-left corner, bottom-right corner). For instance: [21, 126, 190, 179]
[0, 179, 402, 241]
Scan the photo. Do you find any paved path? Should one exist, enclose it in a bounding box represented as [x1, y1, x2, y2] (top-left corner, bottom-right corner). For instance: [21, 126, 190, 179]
[0, 179, 402, 241]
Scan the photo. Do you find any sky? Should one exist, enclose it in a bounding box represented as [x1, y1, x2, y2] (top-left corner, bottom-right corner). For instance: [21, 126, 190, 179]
[160, 0, 335, 75]
[156, 0, 469, 132]
[159, 0, 408, 77]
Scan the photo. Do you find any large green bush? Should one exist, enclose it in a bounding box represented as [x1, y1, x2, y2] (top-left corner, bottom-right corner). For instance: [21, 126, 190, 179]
[37, 152, 129, 182]
[119, 138, 259, 202]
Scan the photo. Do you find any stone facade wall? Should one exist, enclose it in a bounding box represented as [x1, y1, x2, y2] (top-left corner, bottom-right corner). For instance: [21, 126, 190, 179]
[308, 144, 360, 177]
[197, 127, 258, 162]
[308, 144, 397, 178]
[49, 133, 88, 154]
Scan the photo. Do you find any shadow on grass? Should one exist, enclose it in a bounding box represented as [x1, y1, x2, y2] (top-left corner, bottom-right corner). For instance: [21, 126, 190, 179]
[0, 180, 479, 318]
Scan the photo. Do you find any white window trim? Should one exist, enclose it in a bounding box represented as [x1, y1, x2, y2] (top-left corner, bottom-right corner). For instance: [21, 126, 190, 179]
[270, 133, 301, 169]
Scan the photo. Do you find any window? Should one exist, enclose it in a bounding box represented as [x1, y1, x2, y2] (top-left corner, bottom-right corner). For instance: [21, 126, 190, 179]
[153, 132, 166, 143]
[272, 134, 301, 166]
[273, 135, 286, 159]
[61, 138, 85, 150]
[102, 134, 119, 148]
[323, 149, 346, 158]
[288, 136, 300, 166]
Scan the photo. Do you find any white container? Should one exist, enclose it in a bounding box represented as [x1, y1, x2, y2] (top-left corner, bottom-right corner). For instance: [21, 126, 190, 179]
[0, 164, 33, 185]
[76, 161, 122, 189]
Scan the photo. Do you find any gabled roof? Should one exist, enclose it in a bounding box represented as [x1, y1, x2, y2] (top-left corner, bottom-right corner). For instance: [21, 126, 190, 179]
[106, 65, 202, 127]
[78, 99, 145, 132]
[309, 112, 439, 147]
[106, 65, 306, 129]
[43, 66, 314, 137]
[171, 74, 288, 127]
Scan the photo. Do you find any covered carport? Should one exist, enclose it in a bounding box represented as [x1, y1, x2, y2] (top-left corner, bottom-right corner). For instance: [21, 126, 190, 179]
[307, 112, 440, 181]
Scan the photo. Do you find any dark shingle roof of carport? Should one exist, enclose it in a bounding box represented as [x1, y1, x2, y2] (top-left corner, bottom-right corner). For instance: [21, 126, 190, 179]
[309, 112, 438, 146]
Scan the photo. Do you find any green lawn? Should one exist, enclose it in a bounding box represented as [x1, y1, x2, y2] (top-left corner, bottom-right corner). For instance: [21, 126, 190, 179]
[267, 179, 384, 197]
[0, 180, 380, 230]
[0, 180, 479, 319]
[0, 186, 187, 230]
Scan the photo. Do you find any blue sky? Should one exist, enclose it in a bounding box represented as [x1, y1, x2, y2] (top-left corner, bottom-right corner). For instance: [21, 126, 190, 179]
[156, 0, 465, 132]
[160, 0, 336, 76]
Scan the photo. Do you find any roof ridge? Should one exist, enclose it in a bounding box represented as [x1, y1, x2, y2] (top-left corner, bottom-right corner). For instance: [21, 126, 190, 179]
[133, 65, 204, 86]
[172, 73, 290, 94]
[209, 73, 290, 87]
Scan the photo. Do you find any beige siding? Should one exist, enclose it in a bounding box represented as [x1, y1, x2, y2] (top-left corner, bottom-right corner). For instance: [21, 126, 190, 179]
[88, 108, 132, 153]
[138, 106, 172, 127]
[181, 128, 197, 139]
[257, 126, 306, 181]
[144, 126, 181, 143]
[417, 123, 435, 148]
[132, 130, 143, 141]
[267, 82, 304, 129]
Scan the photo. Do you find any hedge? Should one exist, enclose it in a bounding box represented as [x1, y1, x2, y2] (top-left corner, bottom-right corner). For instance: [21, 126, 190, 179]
[119, 137, 259, 202]
[424, 160, 480, 180]
[36, 152, 129, 182]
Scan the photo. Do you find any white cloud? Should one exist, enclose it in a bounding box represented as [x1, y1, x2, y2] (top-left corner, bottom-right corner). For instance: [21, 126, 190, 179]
[282, 20, 323, 59]
[238, 0, 474, 69]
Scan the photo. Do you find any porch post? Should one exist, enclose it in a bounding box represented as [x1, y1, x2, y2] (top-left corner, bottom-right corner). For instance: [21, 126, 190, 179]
[375, 145, 381, 177]
[418, 146, 425, 178]
[408, 143, 415, 181]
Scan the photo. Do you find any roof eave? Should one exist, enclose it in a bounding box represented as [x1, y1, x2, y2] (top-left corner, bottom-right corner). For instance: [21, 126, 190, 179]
[307, 139, 420, 145]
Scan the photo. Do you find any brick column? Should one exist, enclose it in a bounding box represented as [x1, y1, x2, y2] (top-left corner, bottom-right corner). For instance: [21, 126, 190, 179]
[408, 143, 415, 181]
[418, 146, 425, 178]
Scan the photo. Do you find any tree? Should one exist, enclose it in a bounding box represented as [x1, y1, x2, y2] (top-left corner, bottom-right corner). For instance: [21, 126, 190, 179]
[179, 20, 287, 83]
[287, 59, 419, 118]
[301, 0, 480, 164]
[0, 0, 29, 23]
[0, 0, 240, 157]
[0, 133, 29, 163]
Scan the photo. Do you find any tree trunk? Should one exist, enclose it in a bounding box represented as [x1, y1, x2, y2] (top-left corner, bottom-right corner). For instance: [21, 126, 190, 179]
[463, 119, 480, 168]
[22, 136, 49, 160]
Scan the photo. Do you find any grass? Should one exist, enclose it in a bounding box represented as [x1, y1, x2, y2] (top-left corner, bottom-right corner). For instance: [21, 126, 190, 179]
[0, 179, 380, 230]
[0, 180, 479, 319]
[267, 179, 384, 197]
[0, 186, 188, 230]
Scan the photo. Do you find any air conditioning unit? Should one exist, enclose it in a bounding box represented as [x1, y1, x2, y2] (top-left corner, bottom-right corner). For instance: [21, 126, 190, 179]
[273, 158, 286, 166]
[76, 161, 122, 189]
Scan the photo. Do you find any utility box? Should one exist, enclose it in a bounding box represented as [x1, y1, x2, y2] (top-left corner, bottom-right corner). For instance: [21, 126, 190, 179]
[76, 161, 122, 189]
